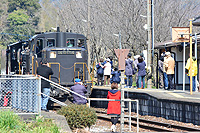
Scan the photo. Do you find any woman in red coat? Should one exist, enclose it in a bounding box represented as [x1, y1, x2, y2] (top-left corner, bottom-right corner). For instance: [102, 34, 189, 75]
[107, 82, 121, 132]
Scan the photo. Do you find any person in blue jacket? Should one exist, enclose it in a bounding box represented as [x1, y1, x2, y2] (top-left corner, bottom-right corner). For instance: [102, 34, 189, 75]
[110, 68, 121, 84]
[137, 57, 146, 89]
[125, 53, 134, 88]
[96, 58, 104, 86]
[71, 78, 87, 105]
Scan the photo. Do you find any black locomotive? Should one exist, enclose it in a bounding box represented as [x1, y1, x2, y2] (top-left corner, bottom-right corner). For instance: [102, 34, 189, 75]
[3, 27, 91, 97]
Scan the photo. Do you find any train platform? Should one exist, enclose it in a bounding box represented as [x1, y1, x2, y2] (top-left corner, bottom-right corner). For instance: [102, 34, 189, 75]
[129, 88, 200, 103]
[92, 86, 200, 103]
[90, 86, 200, 125]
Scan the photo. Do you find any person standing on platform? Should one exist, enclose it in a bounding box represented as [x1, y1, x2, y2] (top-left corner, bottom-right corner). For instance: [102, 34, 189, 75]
[158, 54, 164, 89]
[165, 52, 175, 90]
[71, 78, 87, 104]
[133, 56, 139, 88]
[102, 56, 113, 70]
[125, 53, 134, 88]
[36, 58, 54, 112]
[110, 68, 121, 84]
[163, 52, 168, 90]
[102, 58, 112, 86]
[107, 82, 121, 132]
[96, 58, 104, 86]
[109, 56, 114, 70]
[137, 57, 146, 89]
[185, 53, 198, 91]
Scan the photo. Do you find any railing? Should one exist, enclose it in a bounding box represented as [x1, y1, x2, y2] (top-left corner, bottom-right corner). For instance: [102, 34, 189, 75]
[49, 62, 61, 84]
[0, 75, 41, 114]
[88, 98, 139, 133]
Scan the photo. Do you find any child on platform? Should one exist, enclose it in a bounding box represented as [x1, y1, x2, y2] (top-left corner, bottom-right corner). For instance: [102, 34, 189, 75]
[107, 82, 121, 132]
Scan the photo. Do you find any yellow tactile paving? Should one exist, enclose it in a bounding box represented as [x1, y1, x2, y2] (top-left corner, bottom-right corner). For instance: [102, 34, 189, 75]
[167, 92, 185, 98]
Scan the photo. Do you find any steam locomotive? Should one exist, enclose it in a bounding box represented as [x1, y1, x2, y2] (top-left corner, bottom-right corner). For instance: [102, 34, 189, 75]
[2, 27, 91, 97]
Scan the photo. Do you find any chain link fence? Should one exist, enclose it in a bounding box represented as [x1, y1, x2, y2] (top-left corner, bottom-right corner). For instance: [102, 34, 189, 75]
[0, 75, 41, 114]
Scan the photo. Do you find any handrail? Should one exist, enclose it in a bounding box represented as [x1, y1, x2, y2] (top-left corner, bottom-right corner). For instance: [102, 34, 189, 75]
[32, 56, 34, 74]
[74, 63, 87, 82]
[39, 75, 87, 100]
[49, 62, 61, 84]
[35, 60, 38, 74]
[18, 62, 21, 74]
[74, 62, 95, 82]
[87, 98, 139, 133]
[91, 61, 96, 89]
[50, 83, 70, 94]
[48, 62, 95, 86]
[41, 93, 67, 106]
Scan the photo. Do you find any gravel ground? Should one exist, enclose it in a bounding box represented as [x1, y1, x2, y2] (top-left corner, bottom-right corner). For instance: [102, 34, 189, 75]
[54, 106, 200, 133]
[72, 108, 200, 133]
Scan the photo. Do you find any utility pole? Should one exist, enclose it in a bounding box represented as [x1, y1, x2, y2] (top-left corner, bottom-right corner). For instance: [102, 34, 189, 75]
[87, 0, 91, 79]
[189, 19, 193, 95]
[147, 0, 152, 88]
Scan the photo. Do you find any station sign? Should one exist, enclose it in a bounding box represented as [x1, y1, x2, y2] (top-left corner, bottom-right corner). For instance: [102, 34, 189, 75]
[172, 27, 190, 42]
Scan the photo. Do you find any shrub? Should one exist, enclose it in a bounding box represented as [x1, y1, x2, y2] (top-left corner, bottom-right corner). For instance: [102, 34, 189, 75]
[58, 104, 97, 129]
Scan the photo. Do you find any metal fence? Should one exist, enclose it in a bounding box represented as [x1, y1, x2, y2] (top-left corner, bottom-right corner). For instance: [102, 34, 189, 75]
[0, 75, 41, 114]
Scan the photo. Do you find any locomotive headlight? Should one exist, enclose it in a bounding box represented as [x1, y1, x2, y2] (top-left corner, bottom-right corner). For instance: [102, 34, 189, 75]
[76, 51, 82, 58]
[50, 51, 56, 58]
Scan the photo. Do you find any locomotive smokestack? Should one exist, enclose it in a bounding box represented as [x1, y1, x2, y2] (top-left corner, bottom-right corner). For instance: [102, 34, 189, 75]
[57, 27, 60, 32]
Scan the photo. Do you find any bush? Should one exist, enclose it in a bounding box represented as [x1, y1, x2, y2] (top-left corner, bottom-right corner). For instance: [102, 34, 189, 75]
[58, 104, 97, 129]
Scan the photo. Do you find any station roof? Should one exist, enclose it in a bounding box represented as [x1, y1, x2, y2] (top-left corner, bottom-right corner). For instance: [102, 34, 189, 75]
[154, 33, 200, 49]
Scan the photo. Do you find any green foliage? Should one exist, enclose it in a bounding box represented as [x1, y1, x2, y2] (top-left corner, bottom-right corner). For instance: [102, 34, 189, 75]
[29, 118, 59, 133]
[8, 0, 40, 15]
[0, 110, 60, 133]
[7, 10, 29, 26]
[0, 0, 41, 46]
[0, 110, 25, 131]
[58, 104, 97, 129]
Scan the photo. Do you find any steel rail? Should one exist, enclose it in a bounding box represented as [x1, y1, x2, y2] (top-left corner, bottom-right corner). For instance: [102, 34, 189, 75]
[96, 112, 173, 132]
[96, 110, 200, 132]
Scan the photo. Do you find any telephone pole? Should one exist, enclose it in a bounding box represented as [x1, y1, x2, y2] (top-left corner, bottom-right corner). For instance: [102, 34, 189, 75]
[87, 0, 91, 78]
[147, 0, 154, 88]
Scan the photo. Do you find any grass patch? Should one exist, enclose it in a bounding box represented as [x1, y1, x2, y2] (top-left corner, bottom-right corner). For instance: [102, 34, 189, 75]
[0, 110, 59, 133]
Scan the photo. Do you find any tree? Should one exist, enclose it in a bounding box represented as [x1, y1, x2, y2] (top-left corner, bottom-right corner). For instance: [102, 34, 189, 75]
[32, 0, 200, 64]
[7, 9, 29, 26]
[0, 0, 41, 45]
[8, 0, 40, 16]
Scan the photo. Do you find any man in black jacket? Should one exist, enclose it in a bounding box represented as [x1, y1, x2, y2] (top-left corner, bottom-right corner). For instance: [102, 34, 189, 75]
[36, 58, 53, 111]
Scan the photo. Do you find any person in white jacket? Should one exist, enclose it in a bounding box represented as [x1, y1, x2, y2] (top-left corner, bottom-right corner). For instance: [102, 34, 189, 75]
[102, 58, 111, 85]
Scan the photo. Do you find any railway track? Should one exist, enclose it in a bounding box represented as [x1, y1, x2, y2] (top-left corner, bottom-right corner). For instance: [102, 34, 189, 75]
[51, 104, 200, 132]
[96, 110, 200, 132]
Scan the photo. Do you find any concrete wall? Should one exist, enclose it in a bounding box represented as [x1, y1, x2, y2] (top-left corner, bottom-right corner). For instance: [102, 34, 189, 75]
[91, 88, 200, 125]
